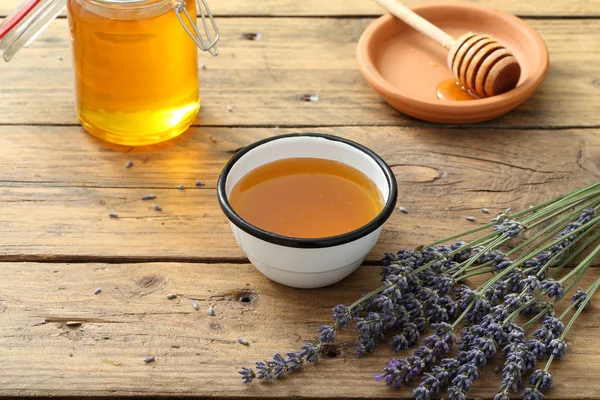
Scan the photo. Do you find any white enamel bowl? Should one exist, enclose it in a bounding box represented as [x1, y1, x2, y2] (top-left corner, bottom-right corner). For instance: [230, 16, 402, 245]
[217, 133, 398, 289]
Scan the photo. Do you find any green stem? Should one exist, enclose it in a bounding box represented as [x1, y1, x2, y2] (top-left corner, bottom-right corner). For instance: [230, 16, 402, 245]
[457, 267, 496, 281]
[537, 220, 600, 278]
[522, 308, 551, 330]
[420, 182, 600, 250]
[548, 229, 600, 280]
[348, 286, 386, 311]
[451, 235, 510, 279]
[506, 198, 599, 258]
[559, 244, 600, 285]
[478, 216, 600, 293]
[452, 300, 475, 329]
[544, 271, 600, 373]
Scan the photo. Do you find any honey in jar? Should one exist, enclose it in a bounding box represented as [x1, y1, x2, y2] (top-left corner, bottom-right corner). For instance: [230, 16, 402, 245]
[229, 158, 385, 238]
[66, 0, 219, 146]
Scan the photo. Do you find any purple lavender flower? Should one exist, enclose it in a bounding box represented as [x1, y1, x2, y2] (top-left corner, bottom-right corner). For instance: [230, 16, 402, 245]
[529, 369, 553, 390]
[504, 293, 524, 312]
[571, 287, 589, 309]
[300, 342, 319, 363]
[521, 276, 540, 294]
[522, 387, 545, 400]
[579, 208, 595, 224]
[317, 325, 336, 343]
[540, 279, 565, 299]
[331, 304, 352, 329]
[413, 386, 431, 400]
[491, 305, 509, 323]
[520, 294, 538, 315]
[500, 321, 536, 394]
[493, 219, 525, 238]
[270, 353, 287, 378]
[528, 339, 546, 358]
[485, 281, 509, 304]
[473, 336, 497, 358]
[451, 241, 472, 262]
[494, 391, 511, 400]
[284, 352, 302, 371]
[381, 322, 455, 386]
[239, 367, 255, 383]
[439, 295, 459, 318]
[375, 358, 411, 387]
[448, 386, 468, 400]
[505, 268, 524, 292]
[255, 361, 274, 380]
[548, 338, 568, 359]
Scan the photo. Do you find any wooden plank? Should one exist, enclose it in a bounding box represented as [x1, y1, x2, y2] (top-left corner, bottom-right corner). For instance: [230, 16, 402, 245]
[0, 261, 599, 398]
[0, 19, 599, 128]
[1, 0, 598, 17]
[0, 125, 598, 261]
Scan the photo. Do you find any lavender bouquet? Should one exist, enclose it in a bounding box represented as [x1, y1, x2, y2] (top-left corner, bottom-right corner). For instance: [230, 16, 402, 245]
[239, 182, 600, 400]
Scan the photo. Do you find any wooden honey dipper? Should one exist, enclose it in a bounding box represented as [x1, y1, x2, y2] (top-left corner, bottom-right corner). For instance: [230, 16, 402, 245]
[374, 0, 521, 97]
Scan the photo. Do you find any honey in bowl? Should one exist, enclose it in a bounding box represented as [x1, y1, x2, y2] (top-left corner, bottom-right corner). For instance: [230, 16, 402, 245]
[229, 158, 384, 239]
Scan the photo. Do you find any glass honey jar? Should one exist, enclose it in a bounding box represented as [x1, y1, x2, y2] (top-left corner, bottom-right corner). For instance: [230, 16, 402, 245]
[0, 0, 219, 146]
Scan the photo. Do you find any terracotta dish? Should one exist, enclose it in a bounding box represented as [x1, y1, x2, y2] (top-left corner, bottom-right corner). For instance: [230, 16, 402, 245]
[357, 2, 549, 124]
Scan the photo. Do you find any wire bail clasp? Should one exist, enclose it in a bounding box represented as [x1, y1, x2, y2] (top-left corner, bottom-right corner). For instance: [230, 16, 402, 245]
[174, 0, 219, 56]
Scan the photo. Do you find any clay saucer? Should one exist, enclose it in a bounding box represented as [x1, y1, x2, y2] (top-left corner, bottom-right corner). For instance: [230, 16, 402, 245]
[357, 2, 549, 124]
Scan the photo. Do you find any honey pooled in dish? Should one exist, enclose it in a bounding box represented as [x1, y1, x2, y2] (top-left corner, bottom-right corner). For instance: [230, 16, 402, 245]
[229, 158, 384, 238]
[437, 79, 480, 101]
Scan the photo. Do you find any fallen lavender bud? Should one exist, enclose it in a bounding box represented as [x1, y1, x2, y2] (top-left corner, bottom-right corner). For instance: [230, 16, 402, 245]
[167, 293, 177, 299]
[238, 338, 250, 346]
[399, 207, 409, 214]
[191, 300, 199, 310]
[152, 204, 162, 211]
[208, 305, 215, 316]
[481, 208, 490, 213]
[94, 288, 102, 295]
[108, 212, 119, 218]
[466, 216, 476, 221]
[124, 160, 133, 168]
[177, 185, 185, 190]
[142, 194, 156, 200]
[195, 180, 205, 187]
[144, 356, 155, 363]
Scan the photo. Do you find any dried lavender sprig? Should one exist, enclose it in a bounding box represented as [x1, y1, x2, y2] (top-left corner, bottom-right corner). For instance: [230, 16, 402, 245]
[478, 217, 600, 294]
[533, 217, 600, 278]
[521, 271, 600, 397]
[507, 201, 599, 258]
[548, 226, 600, 280]
[422, 182, 600, 250]
[421, 192, 599, 279]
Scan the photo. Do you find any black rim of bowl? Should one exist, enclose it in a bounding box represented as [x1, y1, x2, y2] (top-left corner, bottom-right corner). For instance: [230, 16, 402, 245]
[217, 133, 398, 249]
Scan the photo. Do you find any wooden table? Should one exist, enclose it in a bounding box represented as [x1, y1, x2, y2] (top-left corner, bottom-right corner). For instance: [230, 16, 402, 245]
[1, 0, 599, 398]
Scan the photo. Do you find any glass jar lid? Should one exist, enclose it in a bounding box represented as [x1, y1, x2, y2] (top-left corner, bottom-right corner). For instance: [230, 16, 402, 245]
[0, 0, 219, 61]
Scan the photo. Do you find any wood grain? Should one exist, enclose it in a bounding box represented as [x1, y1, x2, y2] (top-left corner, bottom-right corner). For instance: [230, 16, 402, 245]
[1, 0, 599, 17]
[1, 261, 599, 398]
[0, 19, 599, 128]
[0, 125, 598, 262]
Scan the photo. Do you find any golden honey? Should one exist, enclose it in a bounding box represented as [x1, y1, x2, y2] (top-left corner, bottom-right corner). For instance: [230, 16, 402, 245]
[67, 0, 200, 146]
[436, 79, 479, 101]
[229, 158, 384, 239]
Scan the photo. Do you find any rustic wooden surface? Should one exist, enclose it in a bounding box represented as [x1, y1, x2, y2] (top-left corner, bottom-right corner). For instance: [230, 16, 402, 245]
[1, 0, 600, 398]
[1, 0, 600, 17]
[1, 19, 599, 128]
